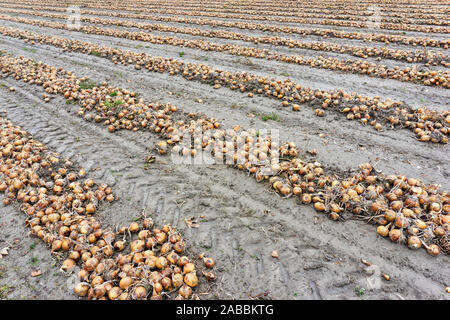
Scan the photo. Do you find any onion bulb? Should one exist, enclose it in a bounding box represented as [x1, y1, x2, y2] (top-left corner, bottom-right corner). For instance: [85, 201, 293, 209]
[119, 276, 133, 290]
[60, 258, 76, 272]
[407, 236, 421, 249]
[172, 273, 184, 288]
[426, 244, 441, 256]
[129, 222, 140, 233]
[389, 229, 402, 242]
[134, 286, 147, 299]
[108, 287, 122, 300]
[183, 262, 195, 274]
[74, 282, 89, 297]
[203, 257, 215, 269]
[179, 284, 192, 298]
[184, 272, 198, 287]
[377, 226, 389, 237]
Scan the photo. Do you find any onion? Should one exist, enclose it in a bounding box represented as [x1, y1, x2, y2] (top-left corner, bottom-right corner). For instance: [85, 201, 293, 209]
[162, 224, 171, 233]
[84, 257, 99, 271]
[167, 251, 179, 265]
[51, 239, 63, 251]
[108, 287, 122, 300]
[69, 251, 80, 261]
[173, 240, 185, 253]
[78, 269, 89, 281]
[74, 282, 90, 297]
[91, 276, 104, 287]
[169, 234, 181, 244]
[415, 219, 427, 230]
[133, 252, 144, 264]
[134, 286, 147, 299]
[153, 282, 163, 294]
[138, 230, 151, 240]
[155, 232, 167, 244]
[395, 216, 407, 228]
[203, 257, 215, 269]
[179, 284, 192, 299]
[183, 262, 195, 274]
[93, 285, 106, 299]
[145, 237, 156, 249]
[160, 242, 172, 254]
[61, 238, 72, 251]
[119, 292, 129, 300]
[85, 203, 95, 214]
[129, 222, 140, 233]
[114, 240, 125, 251]
[426, 244, 441, 256]
[142, 218, 153, 229]
[172, 273, 184, 288]
[145, 256, 157, 268]
[60, 258, 76, 272]
[301, 194, 311, 204]
[433, 226, 445, 237]
[376, 226, 389, 237]
[130, 240, 145, 252]
[184, 272, 198, 287]
[161, 276, 172, 290]
[119, 277, 133, 290]
[313, 202, 326, 212]
[407, 236, 421, 249]
[389, 229, 402, 242]
[203, 271, 216, 281]
[155, 256, 167, 269]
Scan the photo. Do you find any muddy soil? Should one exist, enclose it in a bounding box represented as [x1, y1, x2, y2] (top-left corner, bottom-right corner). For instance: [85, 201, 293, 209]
[0, 6, 449, 301]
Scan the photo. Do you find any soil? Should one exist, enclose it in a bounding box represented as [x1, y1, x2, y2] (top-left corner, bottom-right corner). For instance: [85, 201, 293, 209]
[0, 6, 448, 300]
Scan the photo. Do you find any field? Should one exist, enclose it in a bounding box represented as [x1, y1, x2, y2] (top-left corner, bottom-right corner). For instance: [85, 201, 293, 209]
[0, 0, 448, 300]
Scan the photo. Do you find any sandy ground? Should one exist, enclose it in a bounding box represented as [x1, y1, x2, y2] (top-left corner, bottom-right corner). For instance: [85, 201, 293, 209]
[0, 7, 449, 300]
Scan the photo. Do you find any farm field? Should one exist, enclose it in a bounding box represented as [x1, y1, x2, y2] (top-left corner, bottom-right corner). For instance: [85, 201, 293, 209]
[0, 0, 448, 301]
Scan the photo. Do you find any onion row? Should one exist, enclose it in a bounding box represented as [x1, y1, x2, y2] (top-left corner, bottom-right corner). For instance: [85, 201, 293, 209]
[1, 7, 448, 67]
[2, 1, 449, 26]
[2, 14, 449, 89]
[0, 26, 448, 143]
[3, 1, 448, 33]
[2, 3, 449, 50]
